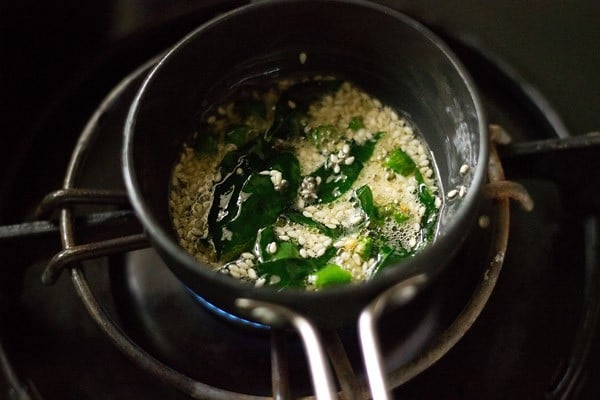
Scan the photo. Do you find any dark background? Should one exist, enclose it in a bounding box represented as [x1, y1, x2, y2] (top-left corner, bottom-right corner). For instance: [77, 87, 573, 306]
[2, 1, 598, 137]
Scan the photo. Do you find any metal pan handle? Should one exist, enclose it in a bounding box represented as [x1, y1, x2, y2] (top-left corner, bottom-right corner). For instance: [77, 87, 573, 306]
[236, 298, 338, 400]
[357, 274, 428, 400]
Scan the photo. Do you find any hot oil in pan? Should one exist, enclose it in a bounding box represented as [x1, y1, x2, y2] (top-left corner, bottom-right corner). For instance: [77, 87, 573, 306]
[168, 74, 443, 292]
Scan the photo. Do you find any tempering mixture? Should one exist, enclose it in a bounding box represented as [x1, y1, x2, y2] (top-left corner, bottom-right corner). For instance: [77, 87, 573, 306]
[169, 77, 441, 290]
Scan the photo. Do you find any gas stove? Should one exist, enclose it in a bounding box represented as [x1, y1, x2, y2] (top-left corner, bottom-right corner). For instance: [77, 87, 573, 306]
[1, 1, 599, 399]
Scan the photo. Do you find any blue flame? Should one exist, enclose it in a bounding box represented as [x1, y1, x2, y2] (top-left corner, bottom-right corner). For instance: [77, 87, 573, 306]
[185, 288, 269, 330]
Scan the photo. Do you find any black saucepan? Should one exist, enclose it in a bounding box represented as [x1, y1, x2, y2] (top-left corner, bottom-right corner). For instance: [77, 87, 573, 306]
[123, 0, 487, 329]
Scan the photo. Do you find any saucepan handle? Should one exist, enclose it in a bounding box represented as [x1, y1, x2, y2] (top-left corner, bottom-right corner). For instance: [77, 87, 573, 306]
[236, 298, 338, 400]
[234, 274, 427, 400]
[357, 274, 428, 400]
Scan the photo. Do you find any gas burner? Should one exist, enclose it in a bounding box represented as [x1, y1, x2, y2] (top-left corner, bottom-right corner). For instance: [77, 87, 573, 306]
[1, 12, 599, 400]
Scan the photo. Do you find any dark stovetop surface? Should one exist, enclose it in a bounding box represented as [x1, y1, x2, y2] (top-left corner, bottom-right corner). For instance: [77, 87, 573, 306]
[1, 1, 599, 399]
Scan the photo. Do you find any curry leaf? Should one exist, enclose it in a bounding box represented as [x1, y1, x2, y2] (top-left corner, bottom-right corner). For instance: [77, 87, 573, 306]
[256, 226, 301, 263]
[209, 152, 300, 261]
[311, 136, 380, 203]
[415, 170, 437, 240]
[348, 116, 365, 131]
[370, 243, 410, 277]
[256, 245, 337, 288]
[194, 133, 218, 155]
[356, 185, 376, 220]
[225, 124, 253, 148]
[266, 79, 342, 141]
[355, 236, 373, 259]
[309, 125, 338, 147]
[284, 212, 340, 238]
[255, 258, 317, 288]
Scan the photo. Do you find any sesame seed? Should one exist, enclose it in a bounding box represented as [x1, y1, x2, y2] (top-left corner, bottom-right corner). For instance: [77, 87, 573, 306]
[349, 214, 363, 225]
[447, 189, 458, 199]
[460, 164, 470, 175]
[255, 277, 266, 287]
[299, 248, 308, 258]
[247, 268, 257, 280]
[267, 242, 278, 254]
[344, 156, 355, 165]
[408, 237, 417, 248]
[458, 185, 467, 198]
[270, 275, 281, 285]
[221, 227, 233, 241]
[236, 168, 243, 175]
[479, 215, 490, 228]
[299, 52, 307, 64]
